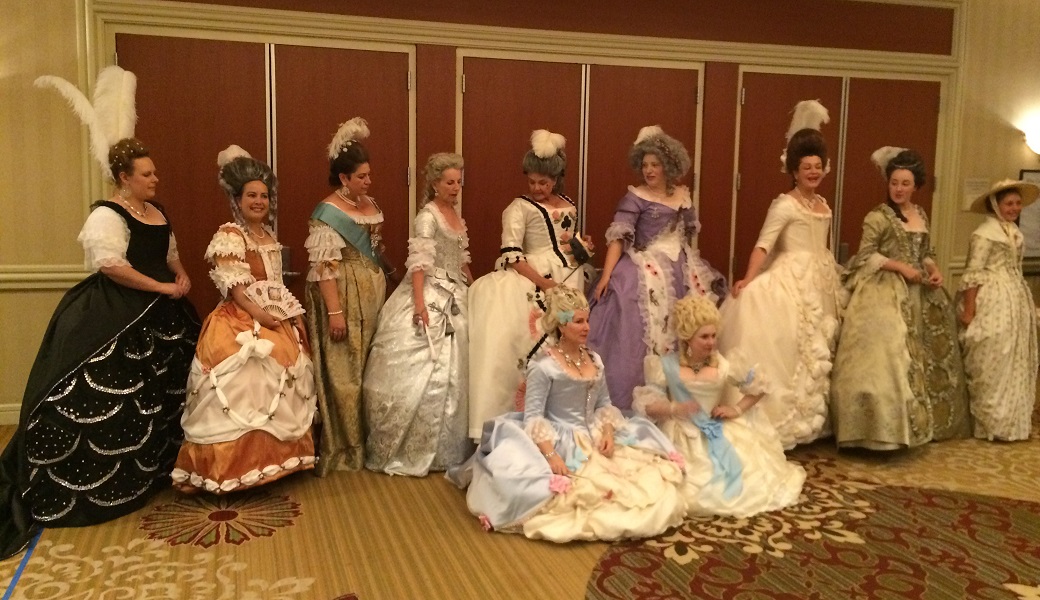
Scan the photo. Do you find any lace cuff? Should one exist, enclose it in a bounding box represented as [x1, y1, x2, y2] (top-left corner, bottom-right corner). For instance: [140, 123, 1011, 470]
[210, 262, 255, 297]
[858, 252, 888, 278]
[305, 224, 345, 282]
[405, 237, 437, 274]
[79, 207, 130, 271]
[592, 405, 626, 435]
[167, 233, 180, 262]
[631, 384, 668, 420]
[524, 416, 558, 444]
[94, 256, 132, 268]
[605, 221, 635, 245]
[205, 230, 247, 263]
[958, 270, 996, 291]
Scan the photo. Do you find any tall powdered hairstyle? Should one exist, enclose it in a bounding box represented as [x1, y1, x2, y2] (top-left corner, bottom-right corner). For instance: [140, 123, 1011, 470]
[871, 146, 927, 223]
[217, 144, 279, 226]
[629, 125, 691, 193]
[420, 152, 465, 207]
[327, 116, 371, 187]
[522, 129, 567, 193]
[540, 285, 589, 341]
[781, 100, 830, 175]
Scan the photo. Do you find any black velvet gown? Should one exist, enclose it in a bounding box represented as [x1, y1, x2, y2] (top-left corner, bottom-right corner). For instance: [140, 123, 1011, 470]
[0, 201, 200, 558]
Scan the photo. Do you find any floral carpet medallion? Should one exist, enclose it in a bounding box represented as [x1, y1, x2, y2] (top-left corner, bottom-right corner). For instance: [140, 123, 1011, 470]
[0, 538, 315, 599]
[588, 458, 1040, 599]
[140, 490, 302, 548]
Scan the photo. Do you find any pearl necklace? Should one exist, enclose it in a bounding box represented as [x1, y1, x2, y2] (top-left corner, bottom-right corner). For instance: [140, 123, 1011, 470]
[247, 226, 268, 241]
[121, 198, 149, 218]
[793, 189, 819, 211]
[556, 344, 588, 370]
[335, 187, 359, 208]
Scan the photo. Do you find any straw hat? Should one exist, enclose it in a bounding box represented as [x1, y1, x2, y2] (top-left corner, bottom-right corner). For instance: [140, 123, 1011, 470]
[966, 179, 1040, 214]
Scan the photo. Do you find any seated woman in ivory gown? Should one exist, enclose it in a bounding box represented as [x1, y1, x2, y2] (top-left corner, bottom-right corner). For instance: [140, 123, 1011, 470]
[633, 294, 805, 517]
[449, 286, 686, 542]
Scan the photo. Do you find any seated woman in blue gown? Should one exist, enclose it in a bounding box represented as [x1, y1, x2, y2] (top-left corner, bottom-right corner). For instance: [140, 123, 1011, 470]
[450, 286, 686, 543]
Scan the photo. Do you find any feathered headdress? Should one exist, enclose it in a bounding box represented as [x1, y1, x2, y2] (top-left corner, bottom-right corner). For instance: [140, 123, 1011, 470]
[634, 125, 664, 145]
[217, 144, 251, 167]
[530, 129, 566, 158]
[780, 99, 830, 173]
[784, 100, 829, 142]
[34, 66, 137, 181]
[870, 146, 907, 175]
[327, 117, 370, 159]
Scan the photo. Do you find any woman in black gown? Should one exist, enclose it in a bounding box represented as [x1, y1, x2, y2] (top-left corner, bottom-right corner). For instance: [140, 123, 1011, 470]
[0, 138, 200, 558]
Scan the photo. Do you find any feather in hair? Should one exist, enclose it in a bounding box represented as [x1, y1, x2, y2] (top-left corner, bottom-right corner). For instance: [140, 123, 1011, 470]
[634, 125, 664, 145]
[870, 146, 907, 175]
[34, 75, 110, 177]
[93, 66, 137, 146]
[217, 144, 252, 167]
[327, 117, 370, 159]
[785, 100, 829, 141]
[530, 129, 565, 158]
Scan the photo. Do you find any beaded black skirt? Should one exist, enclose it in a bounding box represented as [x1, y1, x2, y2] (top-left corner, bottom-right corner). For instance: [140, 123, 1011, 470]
[0, 202, 200, 558]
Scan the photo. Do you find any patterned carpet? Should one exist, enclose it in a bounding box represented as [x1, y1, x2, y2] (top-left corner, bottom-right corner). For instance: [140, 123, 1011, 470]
[587, 415, 1040, 600]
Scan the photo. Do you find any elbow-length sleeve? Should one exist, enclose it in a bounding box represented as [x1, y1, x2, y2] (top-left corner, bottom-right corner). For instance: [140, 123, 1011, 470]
[497, 199, 528, 266]
[753, 197, 795, 254]
[632, 355, 670, 419]
[844, 210, 890, 282]
[405, 210, 438, 274]
[959, 233, 997, 291]
[722, 349, 772, 398]
[305, 221, 346, 282]
[591, 373, 625, 435]
[604, 194, 641, 249]
[167, 232, 180, 263]
[78, 206, 131, 270]
[522, 360, 557, 444]
[206, 225, 255, 297]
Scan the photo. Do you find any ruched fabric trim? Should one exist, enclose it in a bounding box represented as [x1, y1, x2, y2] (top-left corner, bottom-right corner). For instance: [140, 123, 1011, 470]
[405, 237, 437, 274]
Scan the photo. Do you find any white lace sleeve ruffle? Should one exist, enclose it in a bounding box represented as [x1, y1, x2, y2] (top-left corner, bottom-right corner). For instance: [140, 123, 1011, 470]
[605, 221, 635, 244]
[78, 206, 131, 270]
[167, 233, 180, 262]
[205, 227, 247, 263]
[210, 262, 255, 297]
[723, 349, 772, 398]
[631, 384, 669, 420]
[592, 405, 627, 436]
[305, 223, 346, 282]
[405, 237, 437, 274]
[524, 416, 558, 444]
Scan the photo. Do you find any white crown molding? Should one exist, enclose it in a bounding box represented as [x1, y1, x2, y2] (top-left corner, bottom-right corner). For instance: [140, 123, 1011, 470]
[0, 266, 89, 291]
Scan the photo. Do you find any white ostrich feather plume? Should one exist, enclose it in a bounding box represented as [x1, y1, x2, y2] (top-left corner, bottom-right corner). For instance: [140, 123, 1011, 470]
[327, 117, 370, 159]
[217, 144, 252, 167]
[530, 129, 565, 158]
[870, 146, 907, 174]
[634, 125, 664, 145]
[785, 100, 829, 141]
[35, 66, 137, 180]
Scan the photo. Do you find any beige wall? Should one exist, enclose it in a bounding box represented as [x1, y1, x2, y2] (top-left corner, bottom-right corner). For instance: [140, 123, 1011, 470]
[2, 0, 1039, 421]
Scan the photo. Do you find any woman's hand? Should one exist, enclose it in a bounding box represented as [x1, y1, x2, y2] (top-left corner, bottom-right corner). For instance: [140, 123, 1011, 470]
[413, 306, 430, 328]
[731, 279, 749, 298]
[257, 312, 281, 330]
[582, 234, 595, 253]
[293, 316, 309, 347]
[593, 275, 611, 300]
[925, 268, 943, 288]
[598, 428, 615, 458]
[161, 282, 185, 299]
[900, 263, 922, 284]
[711, 405, 741, 420]
[175, 272, 192, 296]
[329, 312, 347, 341]
[546, 451, 570, 475]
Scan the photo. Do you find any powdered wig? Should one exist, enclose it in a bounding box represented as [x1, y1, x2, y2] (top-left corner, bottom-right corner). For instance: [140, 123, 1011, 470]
[421, 152, 464, 206]
[522, 129, 567, 193]
[628, 126, 691, 193]
[218, 149, 278, 226]
[540, 285, 589, 340]
[108, 137, 149, 183]
[673, 293, 720, 347]
[784, 129, 828, 176]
